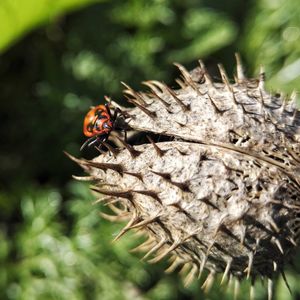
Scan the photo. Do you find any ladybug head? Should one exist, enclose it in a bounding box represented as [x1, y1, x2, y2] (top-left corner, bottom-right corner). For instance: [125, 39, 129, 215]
[94, 118, 113, 135]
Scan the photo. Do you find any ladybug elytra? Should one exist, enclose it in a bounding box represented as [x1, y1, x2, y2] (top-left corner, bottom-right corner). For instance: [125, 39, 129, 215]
[81, 103, 116, 151]
[83, 104, 113, 137]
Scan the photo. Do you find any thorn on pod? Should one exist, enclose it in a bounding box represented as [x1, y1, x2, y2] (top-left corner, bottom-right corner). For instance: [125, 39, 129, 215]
[174, 62, 204, 96]
[84, 160, 124, 174]
[151, 170, 191, 192]
[99, 141, 120, 157]
[121, 81, 147, 106]
[116, 137, 142, 158]
[90, 186, 133, 200]
[164, 84, 190, 111]
[133, 189, 162, 204]
[125, 96, 157, 119]
[235, 53, 245, 83]
[217, 64, 232, 92]
[198, 60, 215, 88]
[146, 135, 167, 157]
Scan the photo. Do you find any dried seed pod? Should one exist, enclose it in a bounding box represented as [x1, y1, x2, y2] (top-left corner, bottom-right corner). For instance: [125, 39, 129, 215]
[70, 57, 300, 299]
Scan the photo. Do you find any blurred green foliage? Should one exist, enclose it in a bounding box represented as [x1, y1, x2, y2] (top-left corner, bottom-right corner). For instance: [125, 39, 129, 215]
[0, 0, 103, 53]
[242, 0, 300, 91]
[0, 0, 300, 299]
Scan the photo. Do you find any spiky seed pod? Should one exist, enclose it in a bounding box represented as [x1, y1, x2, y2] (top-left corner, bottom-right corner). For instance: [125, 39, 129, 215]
[69, 56, 300, 299]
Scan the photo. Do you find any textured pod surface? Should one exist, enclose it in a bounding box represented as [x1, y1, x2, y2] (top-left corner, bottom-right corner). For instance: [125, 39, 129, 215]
[124, 64, 300, 146]
[71, 57, 300, 297]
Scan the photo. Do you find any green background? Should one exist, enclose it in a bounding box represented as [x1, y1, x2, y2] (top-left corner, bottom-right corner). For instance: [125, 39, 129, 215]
[1, 0, 300, 299]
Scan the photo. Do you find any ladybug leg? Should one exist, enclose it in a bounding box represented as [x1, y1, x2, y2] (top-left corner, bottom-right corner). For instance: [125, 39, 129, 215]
[88, 137, 101, 148]
[80, 136, 97, 151]
[112, 107, 128, 142]
[94, 133, 110, 150]
[112, 107, 119, 122]
[80, 134, 106, 151]
[114, 107, 130, 120]
[105, 102, 113, 119]
[124, 129, 127, 143]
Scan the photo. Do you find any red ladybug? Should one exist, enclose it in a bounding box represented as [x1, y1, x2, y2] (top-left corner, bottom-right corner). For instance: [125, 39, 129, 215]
[80, 103, 115, 151]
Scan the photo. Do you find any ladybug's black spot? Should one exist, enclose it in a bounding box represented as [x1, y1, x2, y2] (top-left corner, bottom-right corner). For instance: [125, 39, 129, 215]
[94, 109, 101, 116]
[87, 123, 94, 132]
[95, 110, 107, 119]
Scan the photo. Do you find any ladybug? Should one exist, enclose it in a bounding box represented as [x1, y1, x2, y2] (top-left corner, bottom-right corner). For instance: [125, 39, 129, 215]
[80, 103, 117, 151]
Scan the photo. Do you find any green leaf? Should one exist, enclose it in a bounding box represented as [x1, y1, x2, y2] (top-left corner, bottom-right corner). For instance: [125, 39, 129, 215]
[0, 0, 104, 53]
